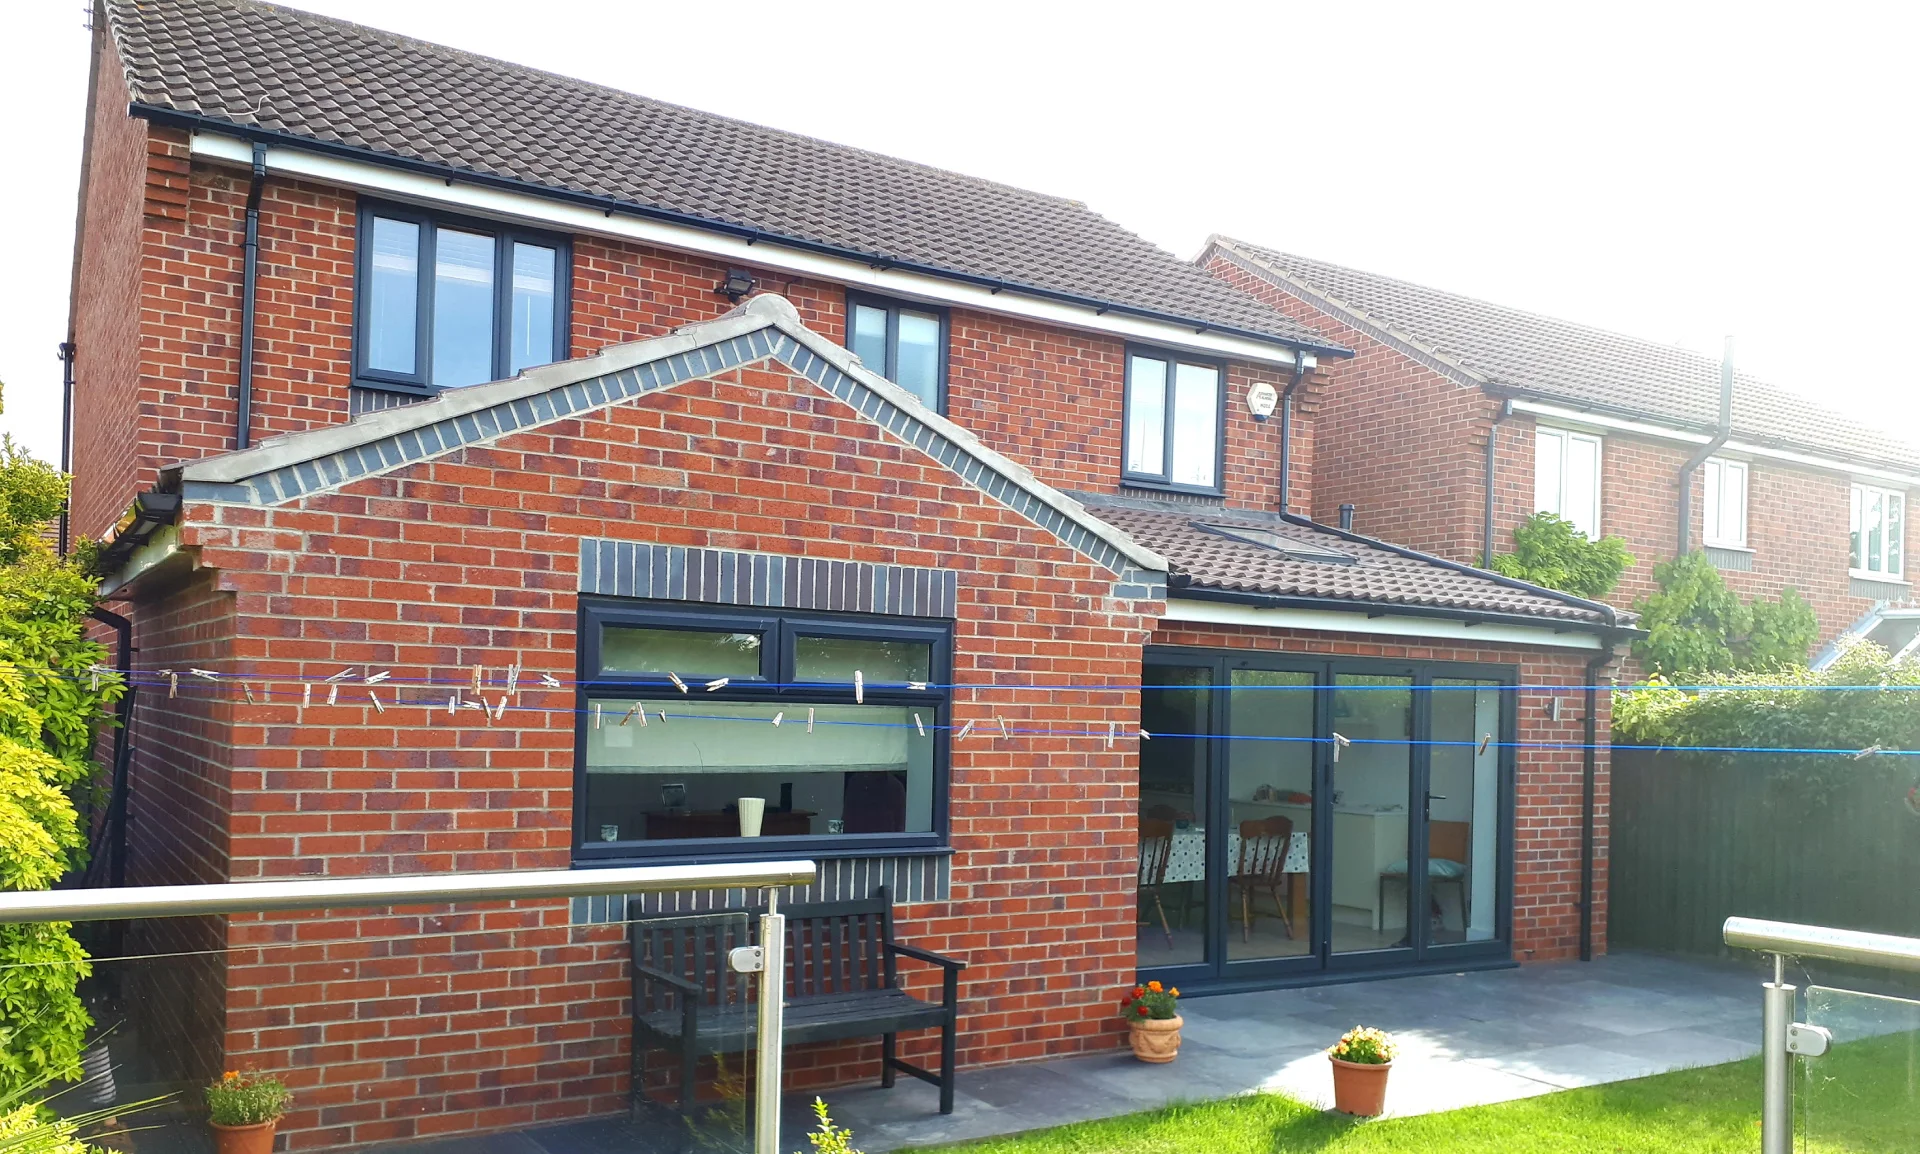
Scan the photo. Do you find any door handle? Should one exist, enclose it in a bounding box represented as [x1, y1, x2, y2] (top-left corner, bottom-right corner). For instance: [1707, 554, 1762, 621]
[1426, 793, 1447, 801]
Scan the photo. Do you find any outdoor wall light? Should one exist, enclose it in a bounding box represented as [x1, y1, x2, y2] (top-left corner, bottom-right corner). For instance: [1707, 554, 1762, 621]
[716, 268, 757, 301]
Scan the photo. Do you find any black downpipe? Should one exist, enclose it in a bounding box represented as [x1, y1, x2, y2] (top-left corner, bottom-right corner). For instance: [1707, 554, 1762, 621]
[1483, 399, 1513, 568]
[1278, 350, 1308, 515]
[1676, 338, 1734, 555]
[235, 143, 268, 451]
[1579, 645, 1615, 962]
[57, 341, 76, 556]
[88, 606, 135, 890]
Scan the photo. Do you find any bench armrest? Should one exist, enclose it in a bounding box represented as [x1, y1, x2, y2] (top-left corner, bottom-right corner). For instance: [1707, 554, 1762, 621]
[632, 961, 703, 997]
[886, 941, 966, 971]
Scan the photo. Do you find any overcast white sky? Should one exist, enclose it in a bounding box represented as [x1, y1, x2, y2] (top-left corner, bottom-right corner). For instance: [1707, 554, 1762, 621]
[4, 0, 1916, 465]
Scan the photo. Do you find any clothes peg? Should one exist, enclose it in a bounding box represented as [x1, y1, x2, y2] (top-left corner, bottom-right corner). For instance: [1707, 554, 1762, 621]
[705, 677, 729, 692]
[369, 691, 384, 714]
[772, 711, 784, 727]
[1139, 729, 1152, 741]
[806, 707, 815, 733]
[243, 684, 256, 705]
[908, 681, 928, 691]
[913, 713, 925, 736]
[667, 672, 688, 694]
[540, 673, 561, 689]
[326, 667, 354, 682]
[1477, 733, 1493, 756]
[956, 719, 974, 741]
[364, 670, 391, 686]
[1332, 732, 1351, 762]
[472, 666, 484, 694]
[1107, 721, 1116, 749]
[302, 682, 312, 709]
[854, 671, 864, 704]
[996, 714, 1010, 740]
[594, 703, 603, 729]
[327, 682, 340, 706]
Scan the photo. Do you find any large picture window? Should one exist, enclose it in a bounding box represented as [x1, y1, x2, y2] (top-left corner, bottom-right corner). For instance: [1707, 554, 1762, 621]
[355, 201, 571, 397]
[575, 601, 950, 860]
[1123, 348, 1224, 493]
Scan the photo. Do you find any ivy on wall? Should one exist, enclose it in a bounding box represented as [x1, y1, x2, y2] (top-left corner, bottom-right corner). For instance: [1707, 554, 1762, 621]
[1490, 512, 1635, 600]
[1631, 552, 1820, 678]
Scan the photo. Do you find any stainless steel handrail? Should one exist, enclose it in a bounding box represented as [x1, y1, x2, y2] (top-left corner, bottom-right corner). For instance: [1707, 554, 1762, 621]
[1725, 916, 1920, 1154]
[4, 861, 818, 1154]
[1724, 917, 1920, 973]
[3, 861, 817, 922]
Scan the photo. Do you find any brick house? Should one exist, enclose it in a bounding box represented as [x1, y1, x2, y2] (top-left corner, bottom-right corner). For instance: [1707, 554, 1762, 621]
[68, 0, 1634, 1146]
[1201, 238, 1920, 654]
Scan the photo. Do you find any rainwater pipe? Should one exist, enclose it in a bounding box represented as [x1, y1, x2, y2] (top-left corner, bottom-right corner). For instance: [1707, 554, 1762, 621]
[1277, 349, 1308, 515]
[1483, 398, 1513, 567]
[1676, 337, 1735, 555]
[235, 143, 268, 451]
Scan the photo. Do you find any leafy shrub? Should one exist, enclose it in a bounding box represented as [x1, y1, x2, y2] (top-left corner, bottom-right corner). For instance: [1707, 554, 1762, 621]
[0, 442, 121, 1091]
[1490, 513, 1634, 600]
[1631, 552, 1820, 677]
[805, 1098, 863, 1154]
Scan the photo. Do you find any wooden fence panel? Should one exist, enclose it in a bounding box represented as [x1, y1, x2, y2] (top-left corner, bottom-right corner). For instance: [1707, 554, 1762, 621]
[1611, 749, 1920, 955]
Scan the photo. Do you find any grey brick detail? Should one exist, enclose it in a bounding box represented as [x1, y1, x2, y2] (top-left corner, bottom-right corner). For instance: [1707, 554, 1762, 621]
[580, 540, 958, 618]
[569, 854, 951, 923]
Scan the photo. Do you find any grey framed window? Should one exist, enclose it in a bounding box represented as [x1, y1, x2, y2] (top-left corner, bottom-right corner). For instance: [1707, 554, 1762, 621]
[846, 291, 947, 412]
[354, 200, 571, 397]
[574, 599, 951, 862]
[1122, 347, 1225, 494]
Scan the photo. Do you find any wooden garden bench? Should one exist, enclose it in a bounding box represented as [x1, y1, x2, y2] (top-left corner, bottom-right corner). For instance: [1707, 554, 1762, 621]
[629, 887, 964, 1117]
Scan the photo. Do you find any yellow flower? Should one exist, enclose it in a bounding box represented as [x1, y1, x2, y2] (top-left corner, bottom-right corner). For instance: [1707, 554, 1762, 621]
[1169, 987, 1180, 997]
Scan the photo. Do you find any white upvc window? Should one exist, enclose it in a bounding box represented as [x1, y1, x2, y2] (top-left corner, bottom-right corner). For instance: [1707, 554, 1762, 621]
[1534, 427, 1603, 539]
[1701, 457, 1749, 548]
[1850, 482, 1906, 580]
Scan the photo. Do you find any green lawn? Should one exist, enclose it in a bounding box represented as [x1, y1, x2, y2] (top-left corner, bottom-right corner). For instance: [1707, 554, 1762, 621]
[918, 1033, 1920, 1153]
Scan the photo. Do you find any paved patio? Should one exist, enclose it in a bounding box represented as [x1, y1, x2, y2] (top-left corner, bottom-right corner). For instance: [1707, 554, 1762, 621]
[806, 950, 1769, 1151]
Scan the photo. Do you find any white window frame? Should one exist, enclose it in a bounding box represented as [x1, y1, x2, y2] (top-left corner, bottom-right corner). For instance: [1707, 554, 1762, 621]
[1701, 457, 1749, 549]
[1850, 482, 1907, 581]
[1533, 426, 1603, 540]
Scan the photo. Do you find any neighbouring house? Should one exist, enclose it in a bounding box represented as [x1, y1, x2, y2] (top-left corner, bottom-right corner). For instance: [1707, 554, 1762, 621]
[1200, 237, 1920, 650]
[67, 0, 1635, 1146]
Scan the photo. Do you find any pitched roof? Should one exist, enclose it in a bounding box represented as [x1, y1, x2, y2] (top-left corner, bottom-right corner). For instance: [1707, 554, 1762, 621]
[1208, 238, 1920, 472]
[1074, 495, 1624, 631]
[151, 294, 1166, 587]
[102, 0, 1342, 356]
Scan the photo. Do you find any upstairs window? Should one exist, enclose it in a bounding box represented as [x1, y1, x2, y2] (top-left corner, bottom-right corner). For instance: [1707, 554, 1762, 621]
[355, 201, 571, 397]
[1851, 482, 1906, 579]
[1123, 348, 1223, 493]
[1702, 457, 1749, 548]
[847, 292, 947, 412]
[1534, 427, 1602, 539]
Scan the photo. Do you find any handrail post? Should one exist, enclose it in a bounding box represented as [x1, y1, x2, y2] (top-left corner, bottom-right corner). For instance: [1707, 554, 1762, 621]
[756, 889, 785, 1154]
[1760, 953, 1794, 1154]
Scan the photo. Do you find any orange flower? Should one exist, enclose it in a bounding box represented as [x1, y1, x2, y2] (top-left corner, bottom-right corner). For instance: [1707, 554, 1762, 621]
[1146, 981, 1163, 993]
[1169, 987, 1180, 998]
[223, 1072, 239, 1082]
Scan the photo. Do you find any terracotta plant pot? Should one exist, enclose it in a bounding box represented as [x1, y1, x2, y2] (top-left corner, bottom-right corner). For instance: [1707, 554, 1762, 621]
[1329, 1056, 1391, 1116]
[210, 1119, 279, 1154]
[1128, 1014, 1183, 1063]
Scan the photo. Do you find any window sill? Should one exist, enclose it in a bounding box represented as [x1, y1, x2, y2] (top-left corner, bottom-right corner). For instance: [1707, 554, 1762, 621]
[1120, 479, 1226, 501]
[572, 841, 953, 869]
[1849, 571, 1909, 587]
[1703, 542, 1753, 553]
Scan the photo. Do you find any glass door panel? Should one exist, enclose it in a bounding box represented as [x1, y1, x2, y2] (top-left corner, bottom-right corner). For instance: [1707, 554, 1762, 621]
[1139, 664, 1212, 969]
[1225, 669, 1315, 961]
[1429, 679, 1503, 944]
[1330, 674, 1414, 955]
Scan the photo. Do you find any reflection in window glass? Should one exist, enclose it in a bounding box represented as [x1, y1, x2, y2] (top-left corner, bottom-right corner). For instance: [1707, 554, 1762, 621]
[1430, 679, 1502, 943]
[599, 626, 762, 678]
[508, 243, 557, 375]
[794, 636, 932, 683]
[1170, 363, 1220, 488]
[432, 229, 496, 387]
[1139, 664, 1211, 967]
[366, 217, 419, 374]
[1126, 356, 1168, 476]
[850, 305, 889, 373]
[895, 310, 942, 409]
[582, 700, 935, 840]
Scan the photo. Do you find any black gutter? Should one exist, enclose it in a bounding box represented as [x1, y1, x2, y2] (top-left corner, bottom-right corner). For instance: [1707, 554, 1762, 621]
[1482, 398, 1513, 567]
[1579, 644, 1617, 962]
[235, 143, 268, 451]
[1168, 582, 1633, 641]
[1278, 350, 1308, 515]
[87, 606, 135, 891]
[1675, 339, 1733, 556]
[1275, 511, 1627, 633]
[57, 341, 76, 556]
[130, 104, 1352, 362]
[94, 490, 182, 578]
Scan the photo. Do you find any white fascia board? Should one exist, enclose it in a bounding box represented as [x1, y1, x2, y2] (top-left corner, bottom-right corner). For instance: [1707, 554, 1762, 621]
[190, 132, 1315, 373]
[1159, 595, 1604, 650]
[1511, 399, 1920, 489]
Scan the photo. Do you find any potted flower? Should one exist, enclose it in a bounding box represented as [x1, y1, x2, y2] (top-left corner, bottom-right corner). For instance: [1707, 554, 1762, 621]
[1117, 980, 1182, 1062]
[1326, 1026, 1396, 1116]
[205, 1071, 292, 1154]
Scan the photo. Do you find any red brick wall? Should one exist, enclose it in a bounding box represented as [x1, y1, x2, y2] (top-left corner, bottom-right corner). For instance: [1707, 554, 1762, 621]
[1204, 255, 1493, 559]
[1148, 620, 1612, 962]
[134, 356, 1156, 1147]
